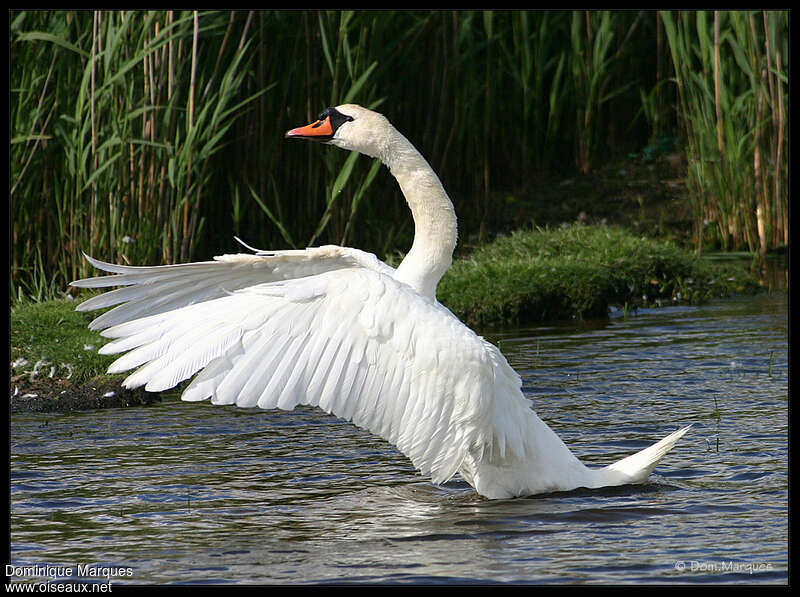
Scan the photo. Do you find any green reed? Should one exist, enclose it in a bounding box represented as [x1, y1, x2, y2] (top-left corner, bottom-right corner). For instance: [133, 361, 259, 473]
[569, 11, 641, 174]
[11, 10, 263, 296]
[660, 10, 787, 256]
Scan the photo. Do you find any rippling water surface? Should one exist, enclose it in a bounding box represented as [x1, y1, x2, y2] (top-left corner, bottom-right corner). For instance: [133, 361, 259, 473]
[10, 293, 788, 584]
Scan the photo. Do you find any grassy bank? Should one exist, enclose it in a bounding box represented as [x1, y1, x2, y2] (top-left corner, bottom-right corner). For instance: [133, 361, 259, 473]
[438, 224, 759, 328]
[11, 296, 113, 384]
[11, 223, 761, 408]
[10, 295, 159, 412]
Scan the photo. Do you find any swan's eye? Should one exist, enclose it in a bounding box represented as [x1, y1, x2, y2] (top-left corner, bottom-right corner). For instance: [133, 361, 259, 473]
[319, 108, 354, 135]
[332, 113, 354, 129]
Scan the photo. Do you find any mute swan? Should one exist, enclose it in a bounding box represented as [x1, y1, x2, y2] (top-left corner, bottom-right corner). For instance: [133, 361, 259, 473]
[71, 104, 691, 499]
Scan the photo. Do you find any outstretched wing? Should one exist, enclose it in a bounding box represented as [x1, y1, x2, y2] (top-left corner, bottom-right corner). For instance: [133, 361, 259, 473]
[76, 259, 529, 485]
[71, 245, 394, 331]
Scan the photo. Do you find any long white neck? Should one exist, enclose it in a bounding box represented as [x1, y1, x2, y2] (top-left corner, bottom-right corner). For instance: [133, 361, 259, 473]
[378, 128, 457, 301]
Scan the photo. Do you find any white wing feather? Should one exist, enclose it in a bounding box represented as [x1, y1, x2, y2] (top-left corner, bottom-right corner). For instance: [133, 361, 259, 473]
[74, 250, 530, 485]
[72, 245, 394, 330]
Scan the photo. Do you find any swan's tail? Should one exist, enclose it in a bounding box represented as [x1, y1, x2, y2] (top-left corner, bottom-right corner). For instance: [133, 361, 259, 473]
[598, 425, 692, 486]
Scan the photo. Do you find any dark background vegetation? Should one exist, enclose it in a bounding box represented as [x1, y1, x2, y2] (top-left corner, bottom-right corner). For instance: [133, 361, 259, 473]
[10, 10, 788, 302]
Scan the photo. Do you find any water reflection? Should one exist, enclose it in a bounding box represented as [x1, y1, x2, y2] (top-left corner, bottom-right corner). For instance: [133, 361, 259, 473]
[10, 293, 787, 584]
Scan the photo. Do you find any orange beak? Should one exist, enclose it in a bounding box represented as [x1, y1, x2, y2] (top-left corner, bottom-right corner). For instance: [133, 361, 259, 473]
[285, 116, 334, 140]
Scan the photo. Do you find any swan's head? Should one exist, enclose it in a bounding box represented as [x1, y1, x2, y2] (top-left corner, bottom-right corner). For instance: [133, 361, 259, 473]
[285, 104, 390, 159]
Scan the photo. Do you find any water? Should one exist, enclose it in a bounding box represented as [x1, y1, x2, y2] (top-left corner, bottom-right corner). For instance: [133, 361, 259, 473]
[9, 293, 788, 585]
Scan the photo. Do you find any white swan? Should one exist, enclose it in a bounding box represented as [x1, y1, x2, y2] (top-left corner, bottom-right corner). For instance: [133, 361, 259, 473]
[71, 104, 691, 499]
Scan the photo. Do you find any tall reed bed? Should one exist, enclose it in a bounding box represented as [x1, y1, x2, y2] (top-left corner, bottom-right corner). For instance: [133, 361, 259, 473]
[10, 10, 787, 303]
[660, 10, 788, 256]
[9, 10, 405, 301]
[11, 10, 265, 299]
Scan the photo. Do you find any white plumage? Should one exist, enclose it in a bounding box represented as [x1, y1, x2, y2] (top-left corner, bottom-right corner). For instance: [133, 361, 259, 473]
[72, 104, 690, 499]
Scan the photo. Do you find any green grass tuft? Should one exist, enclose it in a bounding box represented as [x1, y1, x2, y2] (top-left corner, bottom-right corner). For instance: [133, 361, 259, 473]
[10, 295, 116, 384]
[438, 224, 759, 327]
